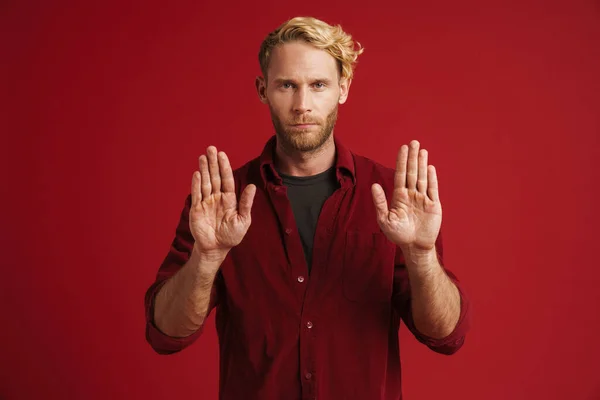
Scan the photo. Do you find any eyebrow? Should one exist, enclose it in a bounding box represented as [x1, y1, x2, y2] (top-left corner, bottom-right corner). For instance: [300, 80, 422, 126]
[272, 77, 334, 84]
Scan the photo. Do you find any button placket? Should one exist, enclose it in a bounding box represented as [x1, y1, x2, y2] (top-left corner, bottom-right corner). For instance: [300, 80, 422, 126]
[268, 181, 319, 398]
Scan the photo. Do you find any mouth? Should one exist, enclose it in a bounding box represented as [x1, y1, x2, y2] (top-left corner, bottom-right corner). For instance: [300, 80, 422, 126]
[290, 123, 317, 129]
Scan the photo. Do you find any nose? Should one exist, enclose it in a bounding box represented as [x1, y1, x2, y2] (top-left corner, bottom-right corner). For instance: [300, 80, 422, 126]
[293, 86, 311, 114]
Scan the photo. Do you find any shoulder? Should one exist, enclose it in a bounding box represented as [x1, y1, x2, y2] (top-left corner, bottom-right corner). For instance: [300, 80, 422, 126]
[232, 156, 258, 179]
[231, 155, 262, 196]
[352, 151, 396, 192]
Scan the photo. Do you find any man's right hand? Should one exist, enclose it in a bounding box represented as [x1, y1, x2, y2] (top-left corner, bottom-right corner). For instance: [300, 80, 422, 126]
[190, 146, 256, 270]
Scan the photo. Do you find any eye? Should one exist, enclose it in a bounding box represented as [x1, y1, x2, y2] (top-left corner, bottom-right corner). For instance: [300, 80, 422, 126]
[282, 82, 294, 89]
[313, 82, 326, 89]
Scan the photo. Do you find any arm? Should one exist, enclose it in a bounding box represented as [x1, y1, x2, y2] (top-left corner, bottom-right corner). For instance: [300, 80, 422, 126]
[144, 196, 227, 354]
[403, 246, 460, 339]
[392, 233, 471, 355]
[372, 140, 471, 354]
[144, 146, 255, 355]
[153, 247, 227, 338]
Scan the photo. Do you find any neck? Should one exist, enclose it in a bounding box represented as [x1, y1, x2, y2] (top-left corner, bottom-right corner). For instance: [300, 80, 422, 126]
[274, 134, 336, 177]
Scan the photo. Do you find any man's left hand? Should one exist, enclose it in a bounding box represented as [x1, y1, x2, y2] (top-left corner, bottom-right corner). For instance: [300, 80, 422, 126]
[371, 140, 442, 253]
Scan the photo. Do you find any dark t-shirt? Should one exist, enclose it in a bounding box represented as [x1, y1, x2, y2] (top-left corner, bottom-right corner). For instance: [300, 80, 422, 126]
[278, 166, 339, 274]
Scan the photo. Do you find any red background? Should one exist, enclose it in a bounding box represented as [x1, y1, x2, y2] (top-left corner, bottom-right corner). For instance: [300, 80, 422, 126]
[2, 1, 599, 399]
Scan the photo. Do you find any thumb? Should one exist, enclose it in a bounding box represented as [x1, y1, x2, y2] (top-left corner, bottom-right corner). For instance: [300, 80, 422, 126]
[238, 184, 256, 220]
[371, 183, 389, 221]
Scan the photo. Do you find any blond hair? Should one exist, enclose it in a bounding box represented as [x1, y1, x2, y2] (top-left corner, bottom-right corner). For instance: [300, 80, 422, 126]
[258, 16, 364, 82]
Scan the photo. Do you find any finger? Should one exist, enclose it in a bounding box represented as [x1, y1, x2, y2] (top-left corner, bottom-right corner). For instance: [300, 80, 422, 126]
[417, 149, 428, 194]
[191, 171, 202, 206]
[394, 145, 408, 189]
[406, 140, 419, 190]
[427, 165, 440, 202]
[207, 146, 221, 194]
[371, 183, 389, 222]
[218, 151, 235, 193]
[199, 155, 211, 199]
[238, 184, 256, 219]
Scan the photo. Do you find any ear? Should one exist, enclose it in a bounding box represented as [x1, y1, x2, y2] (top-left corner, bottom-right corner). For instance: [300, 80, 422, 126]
[338, 77, 352, 105]
[255, 76, 268, 104]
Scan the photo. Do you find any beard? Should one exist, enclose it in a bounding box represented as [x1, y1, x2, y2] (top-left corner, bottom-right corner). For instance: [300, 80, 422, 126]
[269, 105, 338, 153]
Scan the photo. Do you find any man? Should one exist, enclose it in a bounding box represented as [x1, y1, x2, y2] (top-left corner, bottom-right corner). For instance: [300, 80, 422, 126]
[144, 16, 470, 400]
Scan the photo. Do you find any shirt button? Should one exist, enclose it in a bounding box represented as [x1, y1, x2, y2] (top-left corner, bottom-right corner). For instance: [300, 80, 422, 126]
[297, 276, 305, 283]
[306, 321, 313, 329]
[304, 372, 312, 380]
[285, 228, 292, 235]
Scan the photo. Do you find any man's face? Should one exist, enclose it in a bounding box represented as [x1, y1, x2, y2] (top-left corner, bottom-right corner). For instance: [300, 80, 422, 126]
[257, 41, 350, 152]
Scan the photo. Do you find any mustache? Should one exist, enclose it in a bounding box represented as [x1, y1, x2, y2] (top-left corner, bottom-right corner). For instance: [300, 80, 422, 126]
[289, 119, 320, 125]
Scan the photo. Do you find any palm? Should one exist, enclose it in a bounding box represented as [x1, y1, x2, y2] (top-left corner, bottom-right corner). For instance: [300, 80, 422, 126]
[191, 192, 250, 251]
[190, 147, 256, 254]
[381, 186, 442, 250]
[372, 140, 442, 251]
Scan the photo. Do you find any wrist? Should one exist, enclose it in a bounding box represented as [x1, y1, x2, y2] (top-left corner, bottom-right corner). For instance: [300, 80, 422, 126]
[192, 244, 229, 263]
[401, 245, 439, 271]
[190, 246, 228, 282]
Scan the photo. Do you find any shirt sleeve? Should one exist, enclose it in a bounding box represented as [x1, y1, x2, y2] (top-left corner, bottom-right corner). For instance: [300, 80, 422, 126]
[392, 230, 471, 355]
[144, 194, 222, 355]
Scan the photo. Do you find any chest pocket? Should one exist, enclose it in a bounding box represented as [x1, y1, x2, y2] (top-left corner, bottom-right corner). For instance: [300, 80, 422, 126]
[341, 230, 396, 303]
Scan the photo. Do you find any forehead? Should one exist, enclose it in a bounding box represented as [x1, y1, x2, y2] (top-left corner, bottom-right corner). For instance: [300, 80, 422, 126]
[267, 41, 338, 80]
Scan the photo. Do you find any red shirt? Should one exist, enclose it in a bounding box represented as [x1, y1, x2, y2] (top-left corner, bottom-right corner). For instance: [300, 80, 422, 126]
[144, 135, 471, 400]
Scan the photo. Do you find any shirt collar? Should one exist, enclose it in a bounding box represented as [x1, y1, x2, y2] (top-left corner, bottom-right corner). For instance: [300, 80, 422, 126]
[258, 134, 356, 189]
